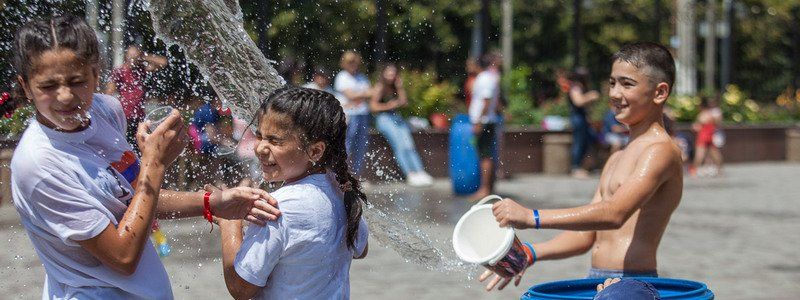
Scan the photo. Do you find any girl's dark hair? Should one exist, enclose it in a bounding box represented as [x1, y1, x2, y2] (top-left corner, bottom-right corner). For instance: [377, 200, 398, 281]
[257, 87, 367, 250]
[5, 15, 100, 116]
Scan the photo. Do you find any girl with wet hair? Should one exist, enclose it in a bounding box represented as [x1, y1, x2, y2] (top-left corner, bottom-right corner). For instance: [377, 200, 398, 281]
[218, 87, 369, 299]
[9, 15, 279, 299]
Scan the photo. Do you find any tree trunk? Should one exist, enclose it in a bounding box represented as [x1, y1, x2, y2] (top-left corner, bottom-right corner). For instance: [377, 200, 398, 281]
[676, 0, 697, 96]
[704, 0, 717, 93]
[111, 0, 126, 68]
[501, 0, 512, 75]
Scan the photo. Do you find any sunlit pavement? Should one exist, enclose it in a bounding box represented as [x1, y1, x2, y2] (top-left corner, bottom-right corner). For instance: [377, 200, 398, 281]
[1, 162, 799, 299]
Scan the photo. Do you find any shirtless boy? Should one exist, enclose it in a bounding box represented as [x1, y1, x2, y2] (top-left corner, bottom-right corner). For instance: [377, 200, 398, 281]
[480, 42, 684, 291]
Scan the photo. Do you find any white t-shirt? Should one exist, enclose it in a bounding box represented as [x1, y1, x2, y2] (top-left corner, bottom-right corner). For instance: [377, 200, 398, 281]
[468, 69, 501, 124]
[234, 173, 368, 300]
[333, 71, 371, 116]
[302, 82, 349, 107]
[11, 93, 172, 300]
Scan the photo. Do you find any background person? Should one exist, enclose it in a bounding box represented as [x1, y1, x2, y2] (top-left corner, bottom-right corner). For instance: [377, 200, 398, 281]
[468, 51, 503, 200]
[690, 96, 724, 177]
[567, 67, 601, 178]
[104, 45, 167, 150]
[334, 51, 373, 178]
[370, 64, 433, 187]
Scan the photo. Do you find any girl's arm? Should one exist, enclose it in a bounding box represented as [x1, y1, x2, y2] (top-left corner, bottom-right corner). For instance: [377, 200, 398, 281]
[156, 186, 280, 225]
[369, 82, 398, 113]
[219, 218, 261, 300]
[76, 112, 185, 275]
[395, 77, 408, 107]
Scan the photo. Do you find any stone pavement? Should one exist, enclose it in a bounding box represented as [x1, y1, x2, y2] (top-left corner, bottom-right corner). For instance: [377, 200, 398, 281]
[1, 162, 799, 299]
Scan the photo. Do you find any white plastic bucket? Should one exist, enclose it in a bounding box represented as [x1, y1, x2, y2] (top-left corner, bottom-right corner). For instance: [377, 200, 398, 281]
[452, 195, 531, 277]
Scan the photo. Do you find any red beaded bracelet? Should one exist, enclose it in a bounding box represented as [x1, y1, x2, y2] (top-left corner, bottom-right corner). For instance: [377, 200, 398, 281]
[203, 192, 214, 224]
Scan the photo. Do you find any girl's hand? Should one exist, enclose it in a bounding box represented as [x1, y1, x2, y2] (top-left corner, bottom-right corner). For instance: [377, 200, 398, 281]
[136, 109, 187, 167]
[492, 198, 534, 229]
[478, 268, 527, 291]
[204, 184, 281, 226]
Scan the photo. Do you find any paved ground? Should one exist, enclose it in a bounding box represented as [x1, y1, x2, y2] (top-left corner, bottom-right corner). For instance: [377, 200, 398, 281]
[1, 162, 799, 299]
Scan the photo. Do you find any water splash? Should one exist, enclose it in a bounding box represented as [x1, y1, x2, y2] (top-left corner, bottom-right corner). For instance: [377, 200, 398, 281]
[363, 204, 474, 275]
[145, 0, 284, 123]
[144, 0, 475, 277]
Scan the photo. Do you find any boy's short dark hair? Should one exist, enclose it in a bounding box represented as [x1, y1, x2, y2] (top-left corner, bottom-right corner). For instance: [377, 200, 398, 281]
[611, 42, 675, 94]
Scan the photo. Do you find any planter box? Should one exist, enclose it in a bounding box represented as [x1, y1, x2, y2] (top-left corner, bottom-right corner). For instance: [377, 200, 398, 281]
[362, 124, 796, 181]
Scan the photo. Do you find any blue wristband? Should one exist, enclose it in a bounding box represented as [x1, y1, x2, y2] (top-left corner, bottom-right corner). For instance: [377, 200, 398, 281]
[524, 242, 537, 265]
[532, 209, 541, 229]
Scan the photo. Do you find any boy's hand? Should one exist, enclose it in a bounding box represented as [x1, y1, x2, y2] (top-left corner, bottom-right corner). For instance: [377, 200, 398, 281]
[204, 184, 281, 226]
[492, 198, 534, 229]
[478, 268, 527, 291]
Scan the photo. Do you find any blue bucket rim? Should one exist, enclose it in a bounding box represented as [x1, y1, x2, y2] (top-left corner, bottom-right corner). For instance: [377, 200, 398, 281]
[523, 277, 713, 300]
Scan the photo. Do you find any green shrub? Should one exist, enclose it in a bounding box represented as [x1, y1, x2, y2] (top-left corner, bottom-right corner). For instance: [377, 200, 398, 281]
[398, 69, 460, 118]
[503, 65, 539, 125]
[0, 105, 34, 139]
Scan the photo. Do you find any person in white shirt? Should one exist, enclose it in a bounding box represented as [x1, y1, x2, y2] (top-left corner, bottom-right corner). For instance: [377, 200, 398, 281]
[217, 87, 369, 299]
[334, 51, 373, 178]
[8, 15, 279, 299]
[468, 52, 503, 200]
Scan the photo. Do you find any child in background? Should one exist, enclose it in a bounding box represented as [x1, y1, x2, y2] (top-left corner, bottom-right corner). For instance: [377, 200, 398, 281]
[8, 15, 279, 299]
[690, 96, 724, 177]
[217, 87, 369, 299]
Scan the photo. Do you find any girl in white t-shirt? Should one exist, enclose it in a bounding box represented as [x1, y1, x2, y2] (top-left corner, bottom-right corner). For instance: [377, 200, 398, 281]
[217, 87, 369, 299]
[7, 15, 280, 299]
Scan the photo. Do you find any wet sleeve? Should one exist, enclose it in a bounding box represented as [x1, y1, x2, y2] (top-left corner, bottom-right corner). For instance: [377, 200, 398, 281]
[29, 173, 112, 246]
[233, 220, 286, 287]
[354, 216, 369, 257]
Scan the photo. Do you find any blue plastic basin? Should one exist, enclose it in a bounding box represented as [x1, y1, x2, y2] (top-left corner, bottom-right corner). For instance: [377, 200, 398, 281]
[521, 278, 714, 300]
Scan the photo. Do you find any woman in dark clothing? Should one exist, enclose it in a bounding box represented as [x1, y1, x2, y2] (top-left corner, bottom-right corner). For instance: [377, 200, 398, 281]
[567, 68, 600, 178]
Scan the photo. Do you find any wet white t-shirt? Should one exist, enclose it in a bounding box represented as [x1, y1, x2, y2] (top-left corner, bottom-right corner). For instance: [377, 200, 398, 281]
[11, 94, 172, 299]
[234, 173, 368, 300]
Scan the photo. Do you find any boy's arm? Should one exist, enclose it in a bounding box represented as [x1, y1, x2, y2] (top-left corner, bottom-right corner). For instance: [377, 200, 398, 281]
[494, 143, 678, 231]
[480, 181, 602, 291]
[533, 186, 601, 261]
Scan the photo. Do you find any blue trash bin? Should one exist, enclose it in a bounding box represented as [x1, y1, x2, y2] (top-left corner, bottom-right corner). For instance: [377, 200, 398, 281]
[521, 278, 714, 300]
[449, 114, 480, 195]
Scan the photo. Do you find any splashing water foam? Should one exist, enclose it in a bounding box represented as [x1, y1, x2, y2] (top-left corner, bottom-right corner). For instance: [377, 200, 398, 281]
[145, 0, 284, 124]
[144, 0, 476, 277]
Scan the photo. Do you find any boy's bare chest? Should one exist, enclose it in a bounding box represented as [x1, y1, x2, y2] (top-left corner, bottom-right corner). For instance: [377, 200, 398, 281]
[601, 148, 644, 198]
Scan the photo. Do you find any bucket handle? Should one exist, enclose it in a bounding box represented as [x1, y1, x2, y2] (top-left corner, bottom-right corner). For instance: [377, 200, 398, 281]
[472, 195, 504, 210]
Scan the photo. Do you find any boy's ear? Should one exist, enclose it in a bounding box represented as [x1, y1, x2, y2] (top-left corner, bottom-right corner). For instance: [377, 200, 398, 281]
[17, 75, 32, 103]
[652, 82, 670, 105]
[308, 141, 327, 164]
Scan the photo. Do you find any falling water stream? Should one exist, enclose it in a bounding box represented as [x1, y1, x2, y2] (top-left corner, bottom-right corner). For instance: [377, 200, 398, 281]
[145, 0, 474, 275]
